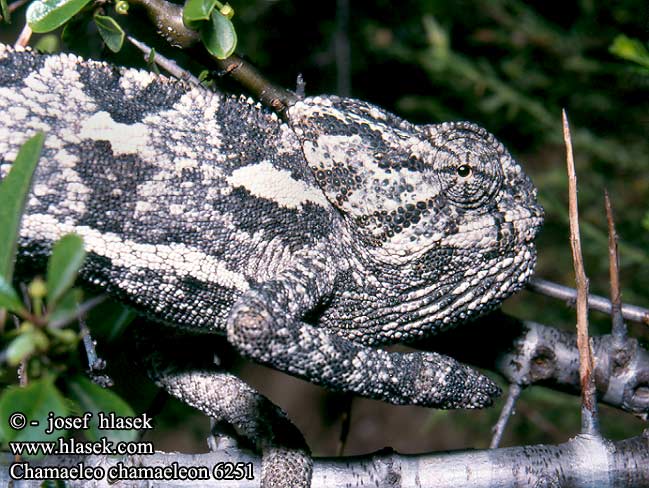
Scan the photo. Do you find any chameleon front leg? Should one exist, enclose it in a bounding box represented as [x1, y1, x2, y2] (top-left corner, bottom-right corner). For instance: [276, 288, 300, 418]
[144, 353, 312, 487]
[226, 254, 501, 409]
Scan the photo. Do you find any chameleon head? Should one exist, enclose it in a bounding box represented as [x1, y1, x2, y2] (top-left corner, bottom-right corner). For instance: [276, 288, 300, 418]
[288, 96, 543, 326]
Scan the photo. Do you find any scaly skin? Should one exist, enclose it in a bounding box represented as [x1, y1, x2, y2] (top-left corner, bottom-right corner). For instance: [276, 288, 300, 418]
[0, 44, 543, 487]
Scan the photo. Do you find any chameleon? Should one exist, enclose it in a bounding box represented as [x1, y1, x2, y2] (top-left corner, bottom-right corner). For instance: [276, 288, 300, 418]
[0, 44, 543, 486]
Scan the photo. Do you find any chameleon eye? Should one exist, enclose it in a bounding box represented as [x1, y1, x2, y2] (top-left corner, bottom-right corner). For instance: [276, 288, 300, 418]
[457, 164, 472, 177]
[433, 131, 504, 209]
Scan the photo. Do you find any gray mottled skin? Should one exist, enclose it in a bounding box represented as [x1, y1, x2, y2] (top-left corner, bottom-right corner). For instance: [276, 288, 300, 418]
[138, 325, 312, 487]
[0, 45, 543, 485]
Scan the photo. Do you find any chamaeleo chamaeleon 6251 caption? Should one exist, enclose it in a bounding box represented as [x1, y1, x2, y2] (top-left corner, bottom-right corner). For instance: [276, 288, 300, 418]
[0, 44, 543, 487]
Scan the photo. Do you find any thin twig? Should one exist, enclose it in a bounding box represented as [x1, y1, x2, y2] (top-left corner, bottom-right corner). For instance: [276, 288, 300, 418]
[214, 55, 297, 115]
[490, 383, 521, 448]
[8, 0, 28, 13]
[527, 277, 649, 325]
[526, 277, 649, 325]
[127, 36, 201, 85]
[17, 359, 27, 386]
[14, 24, 31, 48]
[75, 296, 111, 384]
[563, 109, 599, 435]
[605, 191, 627, 342]
[128, 0, 296, 114]
[16, 311, 28, 387]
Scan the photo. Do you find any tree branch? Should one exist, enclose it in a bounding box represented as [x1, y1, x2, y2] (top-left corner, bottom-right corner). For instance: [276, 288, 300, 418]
[127, 36, 201, 85]
[127, 0, 297, 114]
[563, 109, 599, 435]
[419, 311, 649, 417]
[2, 433, 648, 487]
[527, 277, 649, 325]
[605, 191, 627, 341]
[490, 383, 521, 448]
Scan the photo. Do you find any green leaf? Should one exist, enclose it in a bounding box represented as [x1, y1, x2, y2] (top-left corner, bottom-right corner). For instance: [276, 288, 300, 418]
[146, 48, 161, 75]
[0, 377, 67, 443]
[31, 328, 50, 350]
[46, 234, 86, 307]
[183, 0, 219, 30]
[5, 332, 37, 366]
[0, 133, 44, 282]
[65, 375, 137, 442]
[5, 329, 50, 365]
[26, 0, 94, 33]
[610, 35, 649, 70]
[0, 275, 25, 313]
[94, 14, 125, 53]
[200, 9, 237, 59]
[1, 0, 10, 24]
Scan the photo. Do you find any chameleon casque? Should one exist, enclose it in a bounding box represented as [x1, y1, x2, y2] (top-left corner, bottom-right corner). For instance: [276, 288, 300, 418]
[0, 44, 543, 486]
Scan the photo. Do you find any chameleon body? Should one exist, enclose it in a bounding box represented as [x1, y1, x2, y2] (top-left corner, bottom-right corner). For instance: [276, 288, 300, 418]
[0, 44, 543, 485]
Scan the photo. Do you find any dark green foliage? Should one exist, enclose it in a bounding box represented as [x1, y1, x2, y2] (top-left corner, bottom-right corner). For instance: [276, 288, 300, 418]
[197, 4, 236, 59]
[94, 13, 125, 52]
[0, 377, 68, 444]
[46, 234, 86, 307]
[0, 0, 9, 24]
[0, 133, 43, 281]
[26, 0, 94, 33]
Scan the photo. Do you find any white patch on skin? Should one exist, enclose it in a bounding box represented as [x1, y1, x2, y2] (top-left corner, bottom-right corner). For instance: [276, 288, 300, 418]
[32, 184, 48, 197]
[169, 204, 185, 215]
[24, 75, 49, 93]
[135, 201, 154, 213]
[79, 111, 150, 155]
[142, 88, 225, 175]
[7, 106, 29, 122]
[276, 124, 301, 155]
[119, 69, 155, 93]
[136, 179, 170, 213]
[53, 148, 79, 168]
[438, 216, 499, 249]
[21, 213, 250, 291]
[227, 161, 330, 209]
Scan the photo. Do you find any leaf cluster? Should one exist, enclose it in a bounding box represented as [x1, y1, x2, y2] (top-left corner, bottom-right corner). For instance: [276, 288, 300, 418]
[2, 0, 237, 57]
[0, 136, 136, 449]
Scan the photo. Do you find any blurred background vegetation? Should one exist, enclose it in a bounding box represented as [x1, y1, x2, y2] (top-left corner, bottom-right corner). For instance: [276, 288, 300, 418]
[1, 0, 648, 457]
